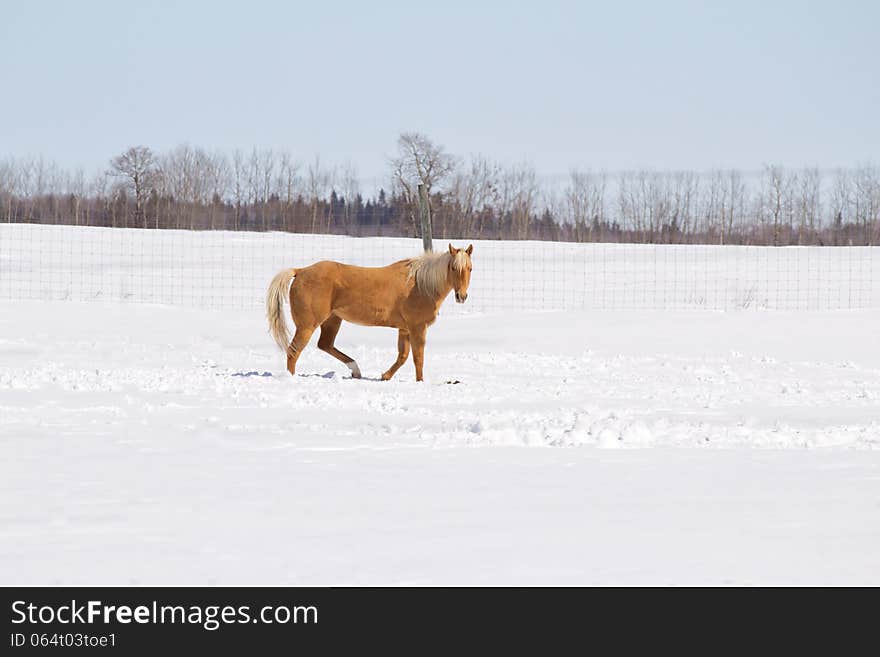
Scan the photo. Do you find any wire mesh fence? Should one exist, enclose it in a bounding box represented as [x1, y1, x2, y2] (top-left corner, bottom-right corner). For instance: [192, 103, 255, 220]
[1, 223, 878, 313]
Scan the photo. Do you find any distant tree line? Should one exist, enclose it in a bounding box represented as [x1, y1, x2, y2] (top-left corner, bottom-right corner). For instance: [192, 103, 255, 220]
[1, 134, 878, 245]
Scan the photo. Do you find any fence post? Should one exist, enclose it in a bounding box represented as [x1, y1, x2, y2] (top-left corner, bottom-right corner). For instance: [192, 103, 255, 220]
[418, 183, 433, 252]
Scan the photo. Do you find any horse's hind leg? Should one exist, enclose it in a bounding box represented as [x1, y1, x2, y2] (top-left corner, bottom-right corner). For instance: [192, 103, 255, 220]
[317, 315, 361, 379]
[381, 330, 410, 381]
[287, 326, 315, 376]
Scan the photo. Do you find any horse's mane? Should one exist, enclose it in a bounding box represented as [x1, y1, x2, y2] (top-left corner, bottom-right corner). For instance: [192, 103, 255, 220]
[407, 250, 470, 299]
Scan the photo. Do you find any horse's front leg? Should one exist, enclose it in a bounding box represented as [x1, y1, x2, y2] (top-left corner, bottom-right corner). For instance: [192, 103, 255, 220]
[410, 325, 427, 382]
[381, 330, 410, 381]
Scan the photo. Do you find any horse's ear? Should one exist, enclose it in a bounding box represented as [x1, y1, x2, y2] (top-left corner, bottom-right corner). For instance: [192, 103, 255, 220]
[465, 244, 473, 256]
[448, 243, 456, 255]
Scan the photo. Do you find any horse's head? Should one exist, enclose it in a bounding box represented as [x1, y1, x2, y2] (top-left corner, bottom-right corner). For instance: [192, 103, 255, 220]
[447, 243, 473, 303]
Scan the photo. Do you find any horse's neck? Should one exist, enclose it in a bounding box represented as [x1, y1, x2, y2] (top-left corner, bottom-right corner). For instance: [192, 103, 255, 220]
[429, 280, 453, 308]
[410, 273, 452, 307]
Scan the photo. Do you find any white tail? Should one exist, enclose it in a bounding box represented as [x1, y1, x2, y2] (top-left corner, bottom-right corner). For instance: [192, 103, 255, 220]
[266, 268, 297, 352]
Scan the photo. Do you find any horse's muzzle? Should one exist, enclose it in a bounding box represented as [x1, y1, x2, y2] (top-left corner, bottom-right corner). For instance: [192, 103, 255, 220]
[455, 292, 468, 303]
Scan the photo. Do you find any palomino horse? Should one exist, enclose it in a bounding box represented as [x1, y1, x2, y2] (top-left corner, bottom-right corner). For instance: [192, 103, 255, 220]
[266, 243, 473, 382]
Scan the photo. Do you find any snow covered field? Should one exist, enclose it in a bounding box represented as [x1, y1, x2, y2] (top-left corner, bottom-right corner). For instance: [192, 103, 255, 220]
[1, 226, 880, 584]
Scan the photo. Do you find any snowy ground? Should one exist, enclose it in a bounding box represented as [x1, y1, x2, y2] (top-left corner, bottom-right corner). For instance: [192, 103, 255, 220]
[2, 300, 880, 584]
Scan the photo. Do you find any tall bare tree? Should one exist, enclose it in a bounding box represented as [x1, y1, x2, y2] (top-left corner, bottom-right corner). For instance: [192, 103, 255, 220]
[231, 149, 247, 231]
[670, 170, 699, 242]
[760, 164, 791, 245]
[339, 161, 360, 232]
[204, 151, 230, 230]
[565, 169, 606, 242]
[278, 152, 301, 231]
[722, 169, 745, 244]
[795, 167, 821, 244]
[449, 155, 500, 238]
[498, 163, 538, 239]
[390, 132, 457, 233]
[110, 146, 157, 228]
[853, 164, 879, 245]
[0, 158, 14, 223]
[306, 155, 331, 233]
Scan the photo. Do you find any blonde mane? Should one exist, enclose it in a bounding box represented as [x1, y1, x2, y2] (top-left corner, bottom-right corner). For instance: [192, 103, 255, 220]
[408, 250, 470, 299]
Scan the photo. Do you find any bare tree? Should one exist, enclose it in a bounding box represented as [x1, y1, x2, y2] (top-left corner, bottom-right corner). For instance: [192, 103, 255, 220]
[338, 161, 360, 232]
[0, 158, 14, 223]
[88, 171, 110, 227]
[449, 155, 500, 238]
[18, 157, 37, 221]
[618, 170, 664, 240]
[760, 164, 791, 245]
[231, 149, 247, 231]
[390, 132, 457, 233]
[278, 152, 301, 231]
[670, 171, 699, 242]
[257, 149, 276, 231]
[648, 171, 671, 241]
[306, 155, 331, 233]
[853, 164, 879, 245]
[498, 163, 538, 239]
[110, 146, 157, 228]
[795, 167, 821, 244]
[722, 169, 745, 244]
[69, 167, 86, 226]
[617, 171, 649, 239]
[245, 149, 264, 229]
[701, 170, 724, 239]
[565, 169, 606, 242]
[204, 151, 230, 230]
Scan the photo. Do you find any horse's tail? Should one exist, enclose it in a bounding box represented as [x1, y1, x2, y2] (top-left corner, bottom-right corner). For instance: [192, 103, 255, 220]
[266, 268, 298, 352]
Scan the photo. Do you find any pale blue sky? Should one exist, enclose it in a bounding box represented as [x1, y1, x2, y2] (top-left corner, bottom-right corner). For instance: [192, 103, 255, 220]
[2, 0, 877, 182]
